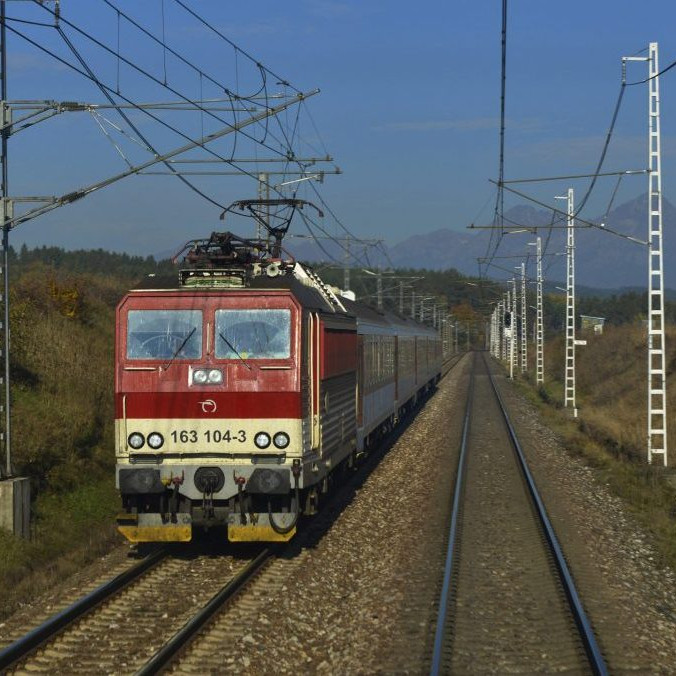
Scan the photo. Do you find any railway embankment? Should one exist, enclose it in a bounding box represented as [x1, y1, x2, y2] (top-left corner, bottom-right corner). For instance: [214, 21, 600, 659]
[1, 352, 676, 671]
[523, 323, 676, 569]
[497, 361, 676, 672]
[0, 254, 168, 623]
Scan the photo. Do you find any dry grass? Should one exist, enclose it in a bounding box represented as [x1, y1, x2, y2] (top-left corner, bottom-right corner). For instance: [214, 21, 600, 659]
[0, 478, 121, 622]
[517, 323, 676, 567]
[0, 262, 129, 618]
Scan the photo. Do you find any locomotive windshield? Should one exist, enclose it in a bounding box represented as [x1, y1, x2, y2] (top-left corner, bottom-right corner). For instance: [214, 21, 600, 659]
[126, 310, 202, 360]
[215, 309, 291, 360]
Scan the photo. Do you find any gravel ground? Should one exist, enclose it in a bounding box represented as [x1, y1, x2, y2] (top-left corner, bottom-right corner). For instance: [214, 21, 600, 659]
[0, 546, 134, 651]
[173, 357, 472, 674]
[448, 363, 587, 674]
[495, 365, 676, 673]
[4, 352, 676, 674]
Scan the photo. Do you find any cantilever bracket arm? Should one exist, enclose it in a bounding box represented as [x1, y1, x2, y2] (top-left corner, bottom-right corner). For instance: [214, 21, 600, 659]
[5, 89, 318, 230]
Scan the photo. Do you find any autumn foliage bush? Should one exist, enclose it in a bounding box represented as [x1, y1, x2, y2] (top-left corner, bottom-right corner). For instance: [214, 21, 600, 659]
[0, 250, 166, 617]
[8, 263, 126, 491]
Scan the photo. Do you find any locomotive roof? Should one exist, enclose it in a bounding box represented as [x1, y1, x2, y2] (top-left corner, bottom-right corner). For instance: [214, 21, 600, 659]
[130, 273, 438, 337]
[130, 272, 340, 315]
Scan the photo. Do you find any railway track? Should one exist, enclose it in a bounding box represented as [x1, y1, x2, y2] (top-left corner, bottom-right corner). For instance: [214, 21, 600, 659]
[430, 352, 607, 675]
[0, 356, 465, 674]
[0, 543, 262, 673]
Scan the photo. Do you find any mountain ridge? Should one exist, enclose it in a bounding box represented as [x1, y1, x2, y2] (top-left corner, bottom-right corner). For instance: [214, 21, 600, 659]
[286, 193, 676, 289]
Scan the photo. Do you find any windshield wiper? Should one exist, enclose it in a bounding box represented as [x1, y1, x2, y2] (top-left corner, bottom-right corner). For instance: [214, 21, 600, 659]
[219, 332, 252, 370]
[163, 327, 196, 371]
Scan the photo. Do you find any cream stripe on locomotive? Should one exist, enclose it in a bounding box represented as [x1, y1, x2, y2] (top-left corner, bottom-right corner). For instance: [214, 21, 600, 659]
[115, 418, 303, 458]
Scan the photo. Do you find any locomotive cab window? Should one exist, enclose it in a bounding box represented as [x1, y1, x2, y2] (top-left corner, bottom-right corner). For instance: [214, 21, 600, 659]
[126, 310, 202, 360]
[215, 309, 291, 360]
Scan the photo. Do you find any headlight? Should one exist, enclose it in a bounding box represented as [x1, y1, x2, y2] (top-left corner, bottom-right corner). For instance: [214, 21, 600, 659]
[273, 432, 290, 449]
[128, 432, 145, 450]
[193, 369, 208, 384]
[254, 432, 271, 449]
[147, 433, 164, 450]
[208, 369, 223, 384]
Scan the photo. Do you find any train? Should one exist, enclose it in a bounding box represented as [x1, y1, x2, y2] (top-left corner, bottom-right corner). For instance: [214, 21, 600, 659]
[115, 219, 442, 543]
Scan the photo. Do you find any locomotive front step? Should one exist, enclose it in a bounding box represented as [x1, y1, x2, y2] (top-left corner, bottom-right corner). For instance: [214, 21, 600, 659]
[116, 512, 192, 542]
[227, 512, 297, 542]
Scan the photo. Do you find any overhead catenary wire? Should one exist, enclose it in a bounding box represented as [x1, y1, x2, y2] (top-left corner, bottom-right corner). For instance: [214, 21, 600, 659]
[626, 56, 676, 85]
[28, 2, 296, 164]
[479, 43, 648, 286]
[11, 0, 372, 279]
[170, 0, 301, 95]
[28, 0, 325, 205]
[94, 2, 361, 258]
[489, 180, 647, 245]
[55, 23, 226, 209]
[4, 22, 310, 209]
[483, 0, 509, 278]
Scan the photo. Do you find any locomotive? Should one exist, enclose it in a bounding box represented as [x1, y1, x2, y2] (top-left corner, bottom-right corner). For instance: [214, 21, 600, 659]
[115, 200, 442, 543]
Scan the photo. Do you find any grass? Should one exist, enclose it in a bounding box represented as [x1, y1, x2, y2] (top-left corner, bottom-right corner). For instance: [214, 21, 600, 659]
[514, 325, 676, 569]
[0, 263, 131, 622]
[0, 477, 122, 622]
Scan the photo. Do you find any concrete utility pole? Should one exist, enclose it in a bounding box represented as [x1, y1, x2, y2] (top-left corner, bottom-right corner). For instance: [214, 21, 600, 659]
[556, 188, 577, 416]
[625, 44, 668, 466]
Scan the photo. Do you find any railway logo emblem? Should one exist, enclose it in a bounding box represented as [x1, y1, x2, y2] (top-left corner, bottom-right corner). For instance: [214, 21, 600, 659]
[199, 399, 217, 413]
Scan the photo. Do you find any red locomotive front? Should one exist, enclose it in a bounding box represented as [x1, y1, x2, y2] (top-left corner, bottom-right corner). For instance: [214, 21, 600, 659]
[113, 216, 441, 544]
[114, 227, 359, 543]
[115, 285, 309, 542]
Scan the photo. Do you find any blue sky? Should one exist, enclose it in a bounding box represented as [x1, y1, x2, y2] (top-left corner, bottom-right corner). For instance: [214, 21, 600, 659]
[5, 0, 676, 259]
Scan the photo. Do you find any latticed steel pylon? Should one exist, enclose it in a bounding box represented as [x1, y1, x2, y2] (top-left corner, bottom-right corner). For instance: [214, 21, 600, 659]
[646, 43, 668, 466]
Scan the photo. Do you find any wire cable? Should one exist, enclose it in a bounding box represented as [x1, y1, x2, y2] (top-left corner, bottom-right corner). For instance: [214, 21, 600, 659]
[5, 22, 301, 203]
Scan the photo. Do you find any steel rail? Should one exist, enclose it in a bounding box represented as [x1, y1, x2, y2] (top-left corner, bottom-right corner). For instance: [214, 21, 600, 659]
[430, 353, 475, 675]
[0, 548, 167, 671]
[140, 357, 462, 674]
[135, 547, 274, 676]
[484, 353, 608, 676]
[1, 355, 461, 675]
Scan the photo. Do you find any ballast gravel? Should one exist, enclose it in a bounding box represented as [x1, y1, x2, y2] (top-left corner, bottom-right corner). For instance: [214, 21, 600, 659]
[205, 357, 472, 674]
[3, 353, 676, 673]
[494, 371, 676, 673]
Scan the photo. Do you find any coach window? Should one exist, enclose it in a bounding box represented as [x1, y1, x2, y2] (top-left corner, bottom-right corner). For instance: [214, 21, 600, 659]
[215, 309, 291, 360]
[127, 310, 202, 360]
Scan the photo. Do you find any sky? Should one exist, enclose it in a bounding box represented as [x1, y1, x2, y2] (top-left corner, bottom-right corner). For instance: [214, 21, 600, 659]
[5, 0, 676, 261]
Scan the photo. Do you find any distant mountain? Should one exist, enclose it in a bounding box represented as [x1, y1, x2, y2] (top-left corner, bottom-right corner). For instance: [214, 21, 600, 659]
[285, 193, 676, 290]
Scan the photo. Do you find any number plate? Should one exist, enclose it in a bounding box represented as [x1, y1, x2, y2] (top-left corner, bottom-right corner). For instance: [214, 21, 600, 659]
[170, 429, 247, 444]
